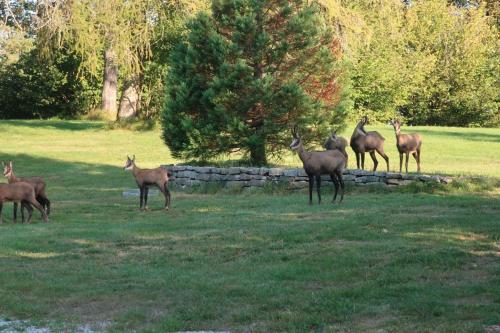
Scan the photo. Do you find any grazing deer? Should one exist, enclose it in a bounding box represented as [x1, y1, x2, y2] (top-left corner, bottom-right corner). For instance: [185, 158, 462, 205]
[389, 119, 422, 173]
[290, 126, 346, 205]
[350, 116, 389, 171]
[0, 182, 49, 224]
[3, 161, 50, 222]
[324, 131, 349, 168]
[123, 155, 171, 211]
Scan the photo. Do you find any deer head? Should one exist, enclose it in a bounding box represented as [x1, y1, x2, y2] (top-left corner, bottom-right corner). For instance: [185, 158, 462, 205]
[289, 125, 301, 150]
[124, 155, 136, 170]
[2, 161, 13, 177]
[390, 119, 402, 133]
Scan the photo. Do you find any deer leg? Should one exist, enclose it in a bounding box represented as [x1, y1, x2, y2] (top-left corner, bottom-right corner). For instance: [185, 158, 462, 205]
[405, 153, 409, 173]
[416, 149, 421, 172]
[164, 186, 171, 211]
[45, 197, 51, 216]
[29, 198, 48, 222]
[308, 175, 314, 205]
[20, 202, 24, 223]
[399, 152, 403, 173]
[336, 169, 345, 203]
[361, 153, 365, 170]
[369, 151, 378, 171]
[143, 187, 149, 211]
[139, 185, 144, 211]
[22, 201, 33, 224]
[0, 202, 3, 224]
[330, 174, 339, 203]
[376, 147, 390, 172]
[13, 202, 17, 223]
[355, 152, 360, 169]
[315, 175, 321, 204]
[412, 152, 419, 173]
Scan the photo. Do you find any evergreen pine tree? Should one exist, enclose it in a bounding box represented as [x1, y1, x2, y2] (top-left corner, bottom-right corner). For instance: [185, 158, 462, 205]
[162, 0, 347, 165]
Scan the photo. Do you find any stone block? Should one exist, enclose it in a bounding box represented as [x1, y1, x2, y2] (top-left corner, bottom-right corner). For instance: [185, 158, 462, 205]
[228, 167, 241, 175]
[259, 167, 270, 176]
[197, 173, 211, 181]
[385, 179, 413, 186]
[240, 167, 260, 175]
[351, 169, 373, 176]
[248, 179, 267, 187]
[269, 168, 284, 176]
[192, 166, 211, 173]
[440, 176, 453, 184]
[177, 170, 197, 179]
[386, 172, 403, 179]
[343, 175, 355, 182]
[283, 169, 300, 177]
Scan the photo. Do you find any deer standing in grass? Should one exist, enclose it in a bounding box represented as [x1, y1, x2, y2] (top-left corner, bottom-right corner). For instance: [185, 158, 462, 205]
[3, 161, 50, 221]
[324, 131, 349, 168]
[0, 182, 49, 224]
[124, 155, 171, 211]
[350, 116, 389, 171]
[290, 126, 346, 205]
[389, 119, 422, 173]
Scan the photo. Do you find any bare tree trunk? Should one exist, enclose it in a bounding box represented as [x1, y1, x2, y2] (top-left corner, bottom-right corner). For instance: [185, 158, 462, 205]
[118, 75, 140, 120]
[101, 49, 118, 119]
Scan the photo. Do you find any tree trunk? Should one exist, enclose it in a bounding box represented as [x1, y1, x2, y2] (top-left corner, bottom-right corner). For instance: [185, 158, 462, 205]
[118, 75, 140, 120]
[249, 131, 267, 166]
[101, 49, 118, 120]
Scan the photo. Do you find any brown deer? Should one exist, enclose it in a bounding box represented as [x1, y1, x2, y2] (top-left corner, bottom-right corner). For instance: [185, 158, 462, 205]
[324, 131, 349, 168]
[290, 126, 346, 205]
[123, 155, 171, 211]
[389, 119, 422, 173]
[0, 182, 49, 224]
[3, 161, 50, 221]
[350, 116, 389, 171]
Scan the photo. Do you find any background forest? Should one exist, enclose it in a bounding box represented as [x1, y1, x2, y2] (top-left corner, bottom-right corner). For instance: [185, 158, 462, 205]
[0, 0, 498, 128]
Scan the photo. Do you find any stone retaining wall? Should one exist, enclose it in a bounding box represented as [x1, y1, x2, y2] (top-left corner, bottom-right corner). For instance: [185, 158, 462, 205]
[163, 165, 453, 189]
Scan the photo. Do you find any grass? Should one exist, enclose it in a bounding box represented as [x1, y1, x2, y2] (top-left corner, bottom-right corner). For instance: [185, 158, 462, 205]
[0, 120, 498, 332]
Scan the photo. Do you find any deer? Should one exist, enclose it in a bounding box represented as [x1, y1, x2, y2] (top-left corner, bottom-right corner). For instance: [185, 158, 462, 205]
[2, 161, 50, 222]
[323, 131, 349, 168]
[123, 155, 171, 211]
[290, 126, 346, 205]
[389, 119, 422, 173]
[0, 182, 49, 224]
[350, 116, 389, 172]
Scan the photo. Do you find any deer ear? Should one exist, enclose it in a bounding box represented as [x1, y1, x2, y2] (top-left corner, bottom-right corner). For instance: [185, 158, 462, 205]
[9, 161, 12, 167]
[132, 155, 135, 161]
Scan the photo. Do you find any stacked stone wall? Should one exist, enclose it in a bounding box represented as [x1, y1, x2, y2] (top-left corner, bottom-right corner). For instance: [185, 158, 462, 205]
[164, 165, 453, 189]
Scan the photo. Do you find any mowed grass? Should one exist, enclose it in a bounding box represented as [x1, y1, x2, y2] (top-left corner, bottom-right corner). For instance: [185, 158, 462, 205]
[0, 120, 498, 332]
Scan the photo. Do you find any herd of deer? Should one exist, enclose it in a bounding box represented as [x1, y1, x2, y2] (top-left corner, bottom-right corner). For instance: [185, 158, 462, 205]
[291, 116, 423, 205]
[0, 117, 420, 223]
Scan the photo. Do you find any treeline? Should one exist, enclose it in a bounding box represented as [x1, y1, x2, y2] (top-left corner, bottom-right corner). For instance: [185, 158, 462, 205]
[0, 0, 498, 126]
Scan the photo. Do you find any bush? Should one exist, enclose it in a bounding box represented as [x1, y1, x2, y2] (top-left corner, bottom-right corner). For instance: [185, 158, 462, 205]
[0, 48, 100, 119]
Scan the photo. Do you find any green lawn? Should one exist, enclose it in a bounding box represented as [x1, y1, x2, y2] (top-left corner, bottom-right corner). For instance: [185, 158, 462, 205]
[0, 120, 498, 332]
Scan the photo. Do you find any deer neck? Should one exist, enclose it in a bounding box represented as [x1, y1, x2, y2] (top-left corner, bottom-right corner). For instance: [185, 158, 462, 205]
[296, 143, 311, 163]
[394, 128, 402, 143]
[131, 164, 141, 178]
[6, 171, 17, 183]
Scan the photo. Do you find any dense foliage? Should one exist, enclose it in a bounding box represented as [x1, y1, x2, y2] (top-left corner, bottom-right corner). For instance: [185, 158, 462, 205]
[0, 0, 500, 134]
[0, 48, 100, 119]
[162, 0, 345, 164]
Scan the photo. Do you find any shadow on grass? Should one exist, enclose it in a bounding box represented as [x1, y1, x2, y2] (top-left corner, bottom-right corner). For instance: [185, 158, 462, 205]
[0, 120, 105, 131]
[415, 128, 500, 143]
